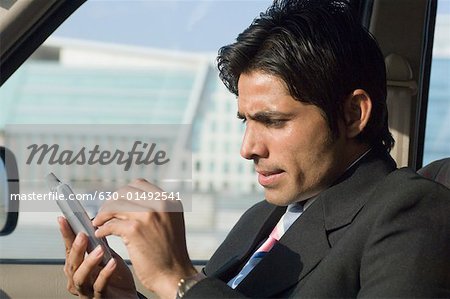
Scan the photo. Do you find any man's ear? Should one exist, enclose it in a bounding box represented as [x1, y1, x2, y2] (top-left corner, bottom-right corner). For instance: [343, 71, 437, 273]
[343, 89, 372, 139]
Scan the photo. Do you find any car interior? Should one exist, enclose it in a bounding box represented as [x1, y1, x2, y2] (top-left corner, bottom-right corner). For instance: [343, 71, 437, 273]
[0, 0, 448, 298]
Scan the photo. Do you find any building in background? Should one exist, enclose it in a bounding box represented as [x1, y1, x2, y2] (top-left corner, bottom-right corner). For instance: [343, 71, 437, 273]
[0, 38, 262, 259]
[424, 12, 450, 164]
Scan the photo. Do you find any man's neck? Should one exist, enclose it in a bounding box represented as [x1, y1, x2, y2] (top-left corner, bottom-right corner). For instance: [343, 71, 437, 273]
[344, 147, 372, 172]
[292, 143, 372, 204]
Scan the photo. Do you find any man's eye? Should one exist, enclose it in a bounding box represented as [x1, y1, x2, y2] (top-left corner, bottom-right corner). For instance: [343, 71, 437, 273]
[266, 119, 286, 127]
[237, 115, 247, 123]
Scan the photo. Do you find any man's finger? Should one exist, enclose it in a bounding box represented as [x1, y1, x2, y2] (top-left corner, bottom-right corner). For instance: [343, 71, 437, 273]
[66, 233, 88, 277]
[58, 216, 75, 257]
[95, 218, 134, 239]
[72, 245, 104, 296]
[127, 179, 181, 212]
[93, 258, 117, 298]
[93, 200, 145, 227]
[128, 178, 162, 192]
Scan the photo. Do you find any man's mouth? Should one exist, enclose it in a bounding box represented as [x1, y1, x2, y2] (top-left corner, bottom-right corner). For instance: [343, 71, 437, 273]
[256, 169, 285, 187]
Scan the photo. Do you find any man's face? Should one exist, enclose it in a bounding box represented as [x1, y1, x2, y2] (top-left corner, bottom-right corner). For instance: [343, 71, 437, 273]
[238, 71, 349, 206]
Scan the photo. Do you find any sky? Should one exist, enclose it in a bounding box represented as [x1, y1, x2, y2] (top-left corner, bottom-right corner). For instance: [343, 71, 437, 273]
[53, 0, 450, 53]
[440, 0, 450, 13]
[53, 1, 272, 52]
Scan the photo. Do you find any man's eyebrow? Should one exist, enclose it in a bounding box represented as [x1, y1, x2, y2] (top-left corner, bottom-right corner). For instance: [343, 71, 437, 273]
[237, 111, 294, 121]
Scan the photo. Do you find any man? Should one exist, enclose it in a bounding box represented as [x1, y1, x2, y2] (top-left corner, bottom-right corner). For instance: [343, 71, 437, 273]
[59, 0, 450, 298]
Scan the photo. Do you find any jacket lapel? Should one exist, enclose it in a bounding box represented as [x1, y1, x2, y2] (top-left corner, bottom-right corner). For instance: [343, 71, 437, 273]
[236, 197, 328, 297]
[322, 148, 396, 233]
[235, 149, 397, 297]
[205, 201, 286, 281]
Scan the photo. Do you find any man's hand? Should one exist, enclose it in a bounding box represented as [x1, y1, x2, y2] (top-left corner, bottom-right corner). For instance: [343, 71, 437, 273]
[92, 178, 197, 299]
[58, 217, 138, 298]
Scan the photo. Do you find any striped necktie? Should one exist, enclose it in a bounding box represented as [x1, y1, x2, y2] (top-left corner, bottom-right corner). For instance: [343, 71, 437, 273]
[228, 203, 304, 289]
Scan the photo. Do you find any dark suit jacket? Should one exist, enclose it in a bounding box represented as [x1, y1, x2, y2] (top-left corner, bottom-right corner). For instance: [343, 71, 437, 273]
[186, 149, 450, 298]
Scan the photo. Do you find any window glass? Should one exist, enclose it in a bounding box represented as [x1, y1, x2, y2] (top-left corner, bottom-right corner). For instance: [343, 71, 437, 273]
[423, 0, 450, 165]
[0, 1, 271, 260]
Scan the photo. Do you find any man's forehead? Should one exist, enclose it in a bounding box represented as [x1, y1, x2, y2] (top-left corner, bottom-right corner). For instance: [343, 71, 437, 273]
[237, 71, 290, 94]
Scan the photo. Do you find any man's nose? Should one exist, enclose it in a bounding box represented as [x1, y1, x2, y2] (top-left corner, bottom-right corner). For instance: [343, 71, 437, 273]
[240, 125, 268, 160]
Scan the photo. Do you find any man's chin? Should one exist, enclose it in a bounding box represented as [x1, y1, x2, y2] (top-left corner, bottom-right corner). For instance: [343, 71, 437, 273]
[264, 187, 316, 206]
[264, 189, 296, 206]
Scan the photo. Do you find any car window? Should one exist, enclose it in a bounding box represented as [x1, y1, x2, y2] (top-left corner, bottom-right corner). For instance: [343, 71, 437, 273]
[0, 1, 272, 261]
[423, 0, 450, 165]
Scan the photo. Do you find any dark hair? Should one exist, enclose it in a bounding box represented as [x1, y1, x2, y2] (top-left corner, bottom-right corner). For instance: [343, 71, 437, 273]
[217, 0, 394, 152]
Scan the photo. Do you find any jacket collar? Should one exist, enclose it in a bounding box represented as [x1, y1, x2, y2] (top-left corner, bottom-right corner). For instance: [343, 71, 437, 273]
[205, 201, 286, 281]
[236, 196, 328, 297]
[322, 148, 397, 231]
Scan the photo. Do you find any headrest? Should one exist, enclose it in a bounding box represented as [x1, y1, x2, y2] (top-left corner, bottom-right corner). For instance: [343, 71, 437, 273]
[385, 53, 417, 94]
[385, 53, 413, 81]
[418, 158, 450, 189]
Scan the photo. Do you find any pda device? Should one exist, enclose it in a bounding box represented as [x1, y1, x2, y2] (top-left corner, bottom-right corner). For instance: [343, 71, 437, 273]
[47, 172, 112, 266]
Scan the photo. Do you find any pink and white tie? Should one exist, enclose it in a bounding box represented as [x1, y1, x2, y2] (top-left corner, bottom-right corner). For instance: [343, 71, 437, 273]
[228, 203, 304, 289]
